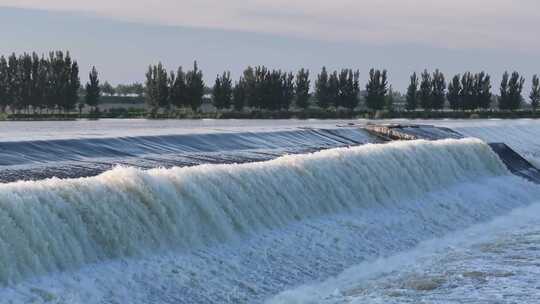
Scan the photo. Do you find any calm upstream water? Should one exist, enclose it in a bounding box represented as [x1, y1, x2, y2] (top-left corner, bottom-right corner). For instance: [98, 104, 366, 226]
[0, 119, 539, 303]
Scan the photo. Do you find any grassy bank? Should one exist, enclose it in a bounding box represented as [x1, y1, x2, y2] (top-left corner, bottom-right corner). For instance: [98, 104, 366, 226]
[3, 109, 540, 121]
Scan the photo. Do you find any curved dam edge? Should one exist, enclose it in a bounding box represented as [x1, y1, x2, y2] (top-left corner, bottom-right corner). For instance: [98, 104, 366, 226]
[365, 123, 540, 184]
[0, 139, 524, 290]
[1, 138, 539, 303]
[1, 123, 538, 184]
[0, 128, 380, 183]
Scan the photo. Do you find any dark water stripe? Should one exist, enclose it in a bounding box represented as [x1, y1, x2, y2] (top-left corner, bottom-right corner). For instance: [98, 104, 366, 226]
[0, 128, 379, 182]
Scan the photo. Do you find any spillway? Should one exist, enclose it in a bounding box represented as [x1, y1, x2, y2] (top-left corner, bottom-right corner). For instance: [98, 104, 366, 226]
[0, 128, 377, 182]
[365, 123, 540, 184]
[1, 120, 540, 303]
[1, 137, 540, 303]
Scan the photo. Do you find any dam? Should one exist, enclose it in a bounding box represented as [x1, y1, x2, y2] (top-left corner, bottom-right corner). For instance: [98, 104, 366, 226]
[0, 119, 539, 303]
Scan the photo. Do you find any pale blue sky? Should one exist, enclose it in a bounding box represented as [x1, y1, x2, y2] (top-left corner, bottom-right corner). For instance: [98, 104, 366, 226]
[0, 2, 538, 92]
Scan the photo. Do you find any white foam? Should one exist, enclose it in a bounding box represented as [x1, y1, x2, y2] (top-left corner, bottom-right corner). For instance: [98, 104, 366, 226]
[269, 199, 540, 304]
[0, 138, 505, 285]
[442, 119, 540, 167]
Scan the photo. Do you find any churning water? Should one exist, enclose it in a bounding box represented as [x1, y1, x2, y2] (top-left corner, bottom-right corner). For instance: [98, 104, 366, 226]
[0, 119, 539, 303]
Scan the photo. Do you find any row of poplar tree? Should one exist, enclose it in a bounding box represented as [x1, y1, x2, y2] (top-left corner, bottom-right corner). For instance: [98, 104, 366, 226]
[145, 63, 389, 112]
[0, 51, 81, 113]
[1, 52, 539, 114]
[404, 70, 540, 111]
[144, 62, 205, 114]
[146, 63, 540, 113]
[144, 63, 305, 112]
[0, 51, 132, 114]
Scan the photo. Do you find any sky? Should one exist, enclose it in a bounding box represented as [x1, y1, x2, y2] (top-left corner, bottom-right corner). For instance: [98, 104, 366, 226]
[0, 1, 538, 91]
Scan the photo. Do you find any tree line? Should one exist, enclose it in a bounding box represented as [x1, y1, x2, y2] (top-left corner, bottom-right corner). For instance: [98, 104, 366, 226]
[405, 70, 540, 112]
[93, 64, 540, 113]
[1, 51, 540, 115]
[0, 51, 80, 113]
[99, 81, 144, 97]
[144, 62, 205, 115]
[0, 51, 146, 115]
[214, 67, 540, 112]
[141, 65, 540, 113]
[144, 64, 388, 113]
[214, 67, 538, 113]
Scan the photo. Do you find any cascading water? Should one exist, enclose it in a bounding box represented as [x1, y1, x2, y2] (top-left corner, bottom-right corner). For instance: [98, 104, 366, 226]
[441, 119, 540, 167]
[1, 137, 539, 303]
[0, 128, 376, 182]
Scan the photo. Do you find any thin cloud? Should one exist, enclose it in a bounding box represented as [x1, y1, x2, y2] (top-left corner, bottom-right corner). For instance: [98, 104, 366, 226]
[1, 0, 539, 51]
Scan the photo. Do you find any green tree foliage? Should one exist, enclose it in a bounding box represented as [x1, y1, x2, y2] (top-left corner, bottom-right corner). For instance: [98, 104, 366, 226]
[46, 51, 80, 113]
[419, 70, 433, 110]
[6, 54, 20, 112]
[386, 86, 395, 111]
[212, 71, 233, 110]
[48, 52, 63, 112]
[474, 72, 492, 109]
[365, 69, 388, 111]
[252, 66, 268, 108]
[169, 67, 186, 108]
[0, 51, 80, 114]
[352, 70, 361, 110]
[315, 67, 330, 109]
[144, 62, 169, 115]
[431, 69, 446, 110]
[232, 78, 247, 111]
[85, 66, 100, 110]
[265, 69, 286, 110]
[295, 68, 310, 109]
[327, 71, 340, 108]
[447, 74, 461, 110]
[405, 72, 418, 111]
[100, 81, 115, 96]
[459, 72, 475, 110]
[337, 69, 360, 110]
[337, 70, 349, 109]
[18, 53, 33, 112]
[242, 66, 256, 108]
[67, 57, 81, 112]
[185, 61, 205, 111]
[30, 53, 41, 111]
[263, 68, 278, 110]
[115, 83, 144, 96]
[530, 75, 540, 111]
[500, 71, 524, 110]
[233, 66, 295, 111]
[132, 83, 144, 97]
[281, 72, 295, 110]
[499, 72, 510, 110]
[35, 57, 49, 113]
[508, 72, 525, 110]
[0, 56, 8, 112]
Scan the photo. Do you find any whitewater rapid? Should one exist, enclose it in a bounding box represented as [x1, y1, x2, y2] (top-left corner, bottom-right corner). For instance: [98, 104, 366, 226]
[448, 119, 540, 167]
[270, 198, 540, 304]
[0, 137, 539, 303]
[0, 138, 502, 283]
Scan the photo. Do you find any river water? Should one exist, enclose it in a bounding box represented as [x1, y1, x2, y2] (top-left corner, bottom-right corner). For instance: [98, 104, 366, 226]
[0, 119, 538, 304]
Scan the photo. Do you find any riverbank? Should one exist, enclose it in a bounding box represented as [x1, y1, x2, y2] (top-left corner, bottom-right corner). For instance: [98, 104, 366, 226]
[3, 109, 540, 120]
